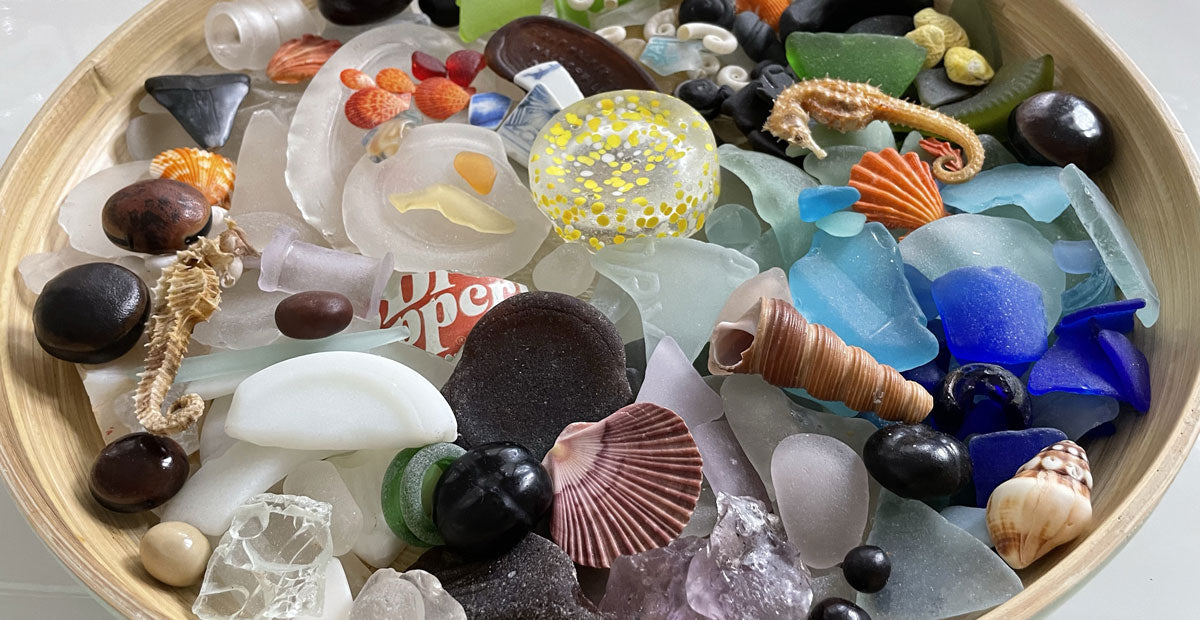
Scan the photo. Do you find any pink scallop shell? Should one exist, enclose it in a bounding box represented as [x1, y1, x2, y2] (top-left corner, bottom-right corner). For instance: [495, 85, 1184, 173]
[542, 402, 703, 568]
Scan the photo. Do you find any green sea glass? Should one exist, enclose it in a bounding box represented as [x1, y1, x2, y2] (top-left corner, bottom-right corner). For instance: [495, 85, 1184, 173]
[382, 443, 465, 547]
[785, 32, 926, 97]
[460, 0, 542, 42]
[719, 145, 819, 265]
[938, 55, 1054, 138]
[949, 0, 1004, 67]
[805, 146, 871, 186]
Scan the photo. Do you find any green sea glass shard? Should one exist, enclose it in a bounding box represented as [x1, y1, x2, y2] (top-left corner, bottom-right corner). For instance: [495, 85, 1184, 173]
[938, 55, 1054, 138]
[460, 0, 542, 42]
[719, 144, 820, 265]
[785, 32, 927, 97]
[949, 0, 1004, 67]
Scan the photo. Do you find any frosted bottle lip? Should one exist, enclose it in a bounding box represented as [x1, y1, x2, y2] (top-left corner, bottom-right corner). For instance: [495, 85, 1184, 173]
[365, 252, 394, 320]
[257, 225, 300, 292]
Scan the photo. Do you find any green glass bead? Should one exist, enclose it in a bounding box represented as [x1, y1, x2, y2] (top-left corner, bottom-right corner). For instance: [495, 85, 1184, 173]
[382, 443, 466, 547]
[785, 32, 926, 97]
[937, 55, 1054, 138]
[381, 448, 428, 546]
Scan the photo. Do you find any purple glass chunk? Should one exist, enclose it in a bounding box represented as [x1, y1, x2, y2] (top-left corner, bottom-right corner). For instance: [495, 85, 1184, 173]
[1055, 298, 1145, 339]
[1028, 333, 1123, 399]
[931, 266, 1048, 364]
[1097, 328, 1151, 412]
[968, 427, 1068, 507]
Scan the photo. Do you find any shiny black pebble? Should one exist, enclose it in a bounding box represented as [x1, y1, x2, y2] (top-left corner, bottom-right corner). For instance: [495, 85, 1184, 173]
[318, 0, 413, 25]
[34, 263, 150, 364]
[1008, 90, 1114, 173]
[809, 597, 872, 620]
[433, 442, 554, 557]
[417, 0, 459, 27]
[845, 14, 914, 36]
[841, 545, 891, 593]
[863, 424, 972, 499]
[779, 0, 839, 39]
[90, 433, 189, 513]
[144, 74, 250, 149]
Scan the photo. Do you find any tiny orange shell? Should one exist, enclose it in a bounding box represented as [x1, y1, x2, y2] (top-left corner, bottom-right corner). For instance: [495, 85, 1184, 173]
[266, 34, 342, 84]
[149, 148, 235, 207]
[849, 148, 948, 231]
[344, 87, 410, 129]
[375, 67, 416, 94]
[413, 77, 470, 121]
[736, 0, 790, 29]
[340, 68, 375, 90]
[919, 138, 964, 172]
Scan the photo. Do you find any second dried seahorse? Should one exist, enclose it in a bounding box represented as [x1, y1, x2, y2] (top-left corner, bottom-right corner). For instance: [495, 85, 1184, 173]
[763, 77, 984, 184]
[134, 219, 257, 435]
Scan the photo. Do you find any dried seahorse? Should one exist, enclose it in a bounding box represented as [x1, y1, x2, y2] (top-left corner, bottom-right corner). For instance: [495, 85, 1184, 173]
[763, 77, 984, 184]
[135, 220, 257, 435]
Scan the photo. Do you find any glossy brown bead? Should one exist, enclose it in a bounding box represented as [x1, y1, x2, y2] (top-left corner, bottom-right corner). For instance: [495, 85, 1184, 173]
[1008, 91, 1114, 173]
[33, 262, 150, 364]
[274, 291, 354, 339]
[89, 433, 189, 513]
[102, 178, 212, 254]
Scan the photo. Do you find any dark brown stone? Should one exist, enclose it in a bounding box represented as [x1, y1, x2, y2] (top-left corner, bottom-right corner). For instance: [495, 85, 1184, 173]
[89, 433, 189, 513]
[33, 262, 150, 364]
[274, 291, 354, 340]
[102, 178, 212, 254]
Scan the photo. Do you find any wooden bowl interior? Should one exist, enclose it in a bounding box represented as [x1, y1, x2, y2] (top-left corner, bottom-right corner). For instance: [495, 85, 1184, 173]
[0, 0, 1198, 617]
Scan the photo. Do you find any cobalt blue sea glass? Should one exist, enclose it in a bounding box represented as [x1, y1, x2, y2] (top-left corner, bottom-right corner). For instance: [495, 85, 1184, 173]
[931, 266, 1048, 364]
[968, 427, 1068, 507]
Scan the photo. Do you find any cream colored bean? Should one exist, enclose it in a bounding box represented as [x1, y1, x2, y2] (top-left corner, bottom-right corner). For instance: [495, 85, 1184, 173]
[139, 521, 212, 587]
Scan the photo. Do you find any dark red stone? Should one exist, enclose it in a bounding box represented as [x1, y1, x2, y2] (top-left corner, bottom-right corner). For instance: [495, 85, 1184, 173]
[484, 17, 658, 97]
[89, 433, 189, 513]
[274, 291, 354, 340]
[446, 50, 487, 88]
[102, 178, 212, 254]
[412, 51, 447, 81]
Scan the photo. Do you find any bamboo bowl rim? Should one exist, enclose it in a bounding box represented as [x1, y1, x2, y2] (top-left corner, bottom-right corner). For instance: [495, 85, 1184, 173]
[1, 0, 1199, 618]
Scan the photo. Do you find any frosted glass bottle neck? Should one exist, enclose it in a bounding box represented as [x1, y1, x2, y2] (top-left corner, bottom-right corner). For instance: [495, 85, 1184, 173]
[205, 0, 319, 71]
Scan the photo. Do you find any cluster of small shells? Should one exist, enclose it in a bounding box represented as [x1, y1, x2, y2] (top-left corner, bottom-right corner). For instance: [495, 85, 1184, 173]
[905, 8, 994, 85]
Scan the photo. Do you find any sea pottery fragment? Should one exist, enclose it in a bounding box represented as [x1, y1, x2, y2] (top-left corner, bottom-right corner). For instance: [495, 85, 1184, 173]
[710, 298, 933, 424]
[225, 351, 457, 451]
[497, 83, 562, 162]
[135, 221, 258, 435]
[513, 61, 585, 107]
[764, 78, 985, 184]
[718, 144, 819, 264]
[193, 494, 333, 620]
[986, 441, 1093, 569]
[543, 403, 703, 567]
[638, 337, 724, 429]
[592, 236, 758, 362]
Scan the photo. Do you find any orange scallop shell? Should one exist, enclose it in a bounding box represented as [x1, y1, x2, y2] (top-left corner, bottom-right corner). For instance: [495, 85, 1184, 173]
[266, 34, 342, 84]
[542, 402, 703, 568]
[149, 148, 235, 207]
[737, 0, 790, 29]
[413, 77, 470, 121]
[375, 67, 416, 94]
[849, 148, 948, 231]
[344, 87, 411, 129]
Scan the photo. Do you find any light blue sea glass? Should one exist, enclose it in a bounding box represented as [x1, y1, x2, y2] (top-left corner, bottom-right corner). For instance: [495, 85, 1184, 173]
[1061, 261, 1117, 316]
[942, 164, 1070, 222]
[790, 223, 938, 371]
[1053, 239, 1101, 274]
[804, 146, 870, 186]
[592, 236, 758, 363]
[1060, 164, 1160, 326]
[640, 37, 705, 76]
[786, 121, 896, 158]
[720, 145, 819, 265]
[798, 186, 860, 222]
[903, 264, 938, 321]
[899, 213, 1065, 331]
[816, 211, 867, 237]
[705, 204, 762, 248]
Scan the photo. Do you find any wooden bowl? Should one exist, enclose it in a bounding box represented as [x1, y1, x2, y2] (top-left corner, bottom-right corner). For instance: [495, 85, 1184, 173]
[0, 0, 1197, 617]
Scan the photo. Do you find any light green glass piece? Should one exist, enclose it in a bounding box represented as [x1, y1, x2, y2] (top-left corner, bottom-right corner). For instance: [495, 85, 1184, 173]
[719, 144, 819, 265]
[459, 0, 542, 42]
[382, 443, 465, 547]
[805, 146, 870, 187]
[741, 229, 788, 273]
[705, 204, 762, 248]
[785, 32, 926, 97]
[1060, 164, 1160, 326]
[591, 236, 758, 363]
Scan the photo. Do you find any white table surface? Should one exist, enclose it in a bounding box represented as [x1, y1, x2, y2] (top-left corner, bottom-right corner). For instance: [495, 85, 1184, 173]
[0, 0, 1195, 617]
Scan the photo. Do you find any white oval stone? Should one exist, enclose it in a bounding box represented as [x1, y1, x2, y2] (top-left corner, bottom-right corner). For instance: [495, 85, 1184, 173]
[226, 351, 457, 450]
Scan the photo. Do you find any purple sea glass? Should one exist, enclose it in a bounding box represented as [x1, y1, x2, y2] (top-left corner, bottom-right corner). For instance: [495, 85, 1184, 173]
[931, 266, 1048, 365]
[968, 427, 1068, 507]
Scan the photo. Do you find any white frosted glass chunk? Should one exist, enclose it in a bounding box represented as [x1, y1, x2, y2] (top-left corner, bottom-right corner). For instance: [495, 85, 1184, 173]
[285, 461, 365, 557]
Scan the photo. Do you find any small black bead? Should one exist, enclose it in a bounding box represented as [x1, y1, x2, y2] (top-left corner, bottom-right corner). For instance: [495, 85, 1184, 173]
[675, 78, 726, 119]
[754, 64, 795, 102]
[778, 0, 839, 40]
[418, 0, 459, 27]
[809, 597, 872, 620]
[678, 0, 735, 29]
[841, 545, 892, 593]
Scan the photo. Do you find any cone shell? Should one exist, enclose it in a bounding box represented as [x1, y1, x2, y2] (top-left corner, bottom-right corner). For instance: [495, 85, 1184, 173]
[986, 441, 1093, 569]
[710, 297, 933, 424]
[149, 148, 235, 207]
[736, 0, 789, 29]
[542, 402, 703, 568]
[266, 34, 342, 84]
[849, 148, 948, 231]
[344, 87, 411, 129]
[414, 77, 470, 121]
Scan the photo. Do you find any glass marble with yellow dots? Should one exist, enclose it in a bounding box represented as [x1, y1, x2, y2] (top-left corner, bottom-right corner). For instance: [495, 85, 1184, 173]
[527, 90, 720, 252]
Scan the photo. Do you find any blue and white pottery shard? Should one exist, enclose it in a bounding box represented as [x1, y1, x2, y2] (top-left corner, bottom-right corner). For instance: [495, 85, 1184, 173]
[468, 92, 513, 130]
[513, 61, 584, 107]
[498, 84, 561, 163]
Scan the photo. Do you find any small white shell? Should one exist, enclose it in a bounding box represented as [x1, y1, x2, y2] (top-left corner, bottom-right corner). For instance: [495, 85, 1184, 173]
[716, 65, 751, 91]
[645, 8, 678, 38]
[687, 54, 721, 80]
[595, 25, 626, 44]
[986, 441, 1093, 569]
[676, 23, 739, 56]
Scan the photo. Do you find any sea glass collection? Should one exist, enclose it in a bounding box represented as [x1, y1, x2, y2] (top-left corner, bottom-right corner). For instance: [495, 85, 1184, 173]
[20, 0, 1159, 618]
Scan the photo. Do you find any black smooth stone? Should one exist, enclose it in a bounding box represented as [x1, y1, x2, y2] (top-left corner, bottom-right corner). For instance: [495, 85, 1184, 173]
[863, 424, 972, 499]
[842, 545, 891, 593]
[274, 291, 354, 340]
[433, 442, 554, 557]
[830, 0, 932, 30]
[754, 63, 796, 102]
[102, 179, 213, 254]
[1008, 91, 1114, 173]
[34, 263, 150, 364]
[89, 433, 189, 513]
[412, 534, 607, 619]
[779, 0, 839, 40]
[441, 292, 632, 459]
[144, 74, 250, 149]
[417, 0, 459, 27]
[746, 129, 806, 165]
[914, 67, 981, 107]
[318, 0, 412, 25]
[679, 0, 735, 29]
[722, 80, 773, 135]
[809, 597, 872, 620]
[675, 78, 727, 119]
[845, 14, 914, 36]
[733, 11, 786, 64]
[933, 363, 1031, 436]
